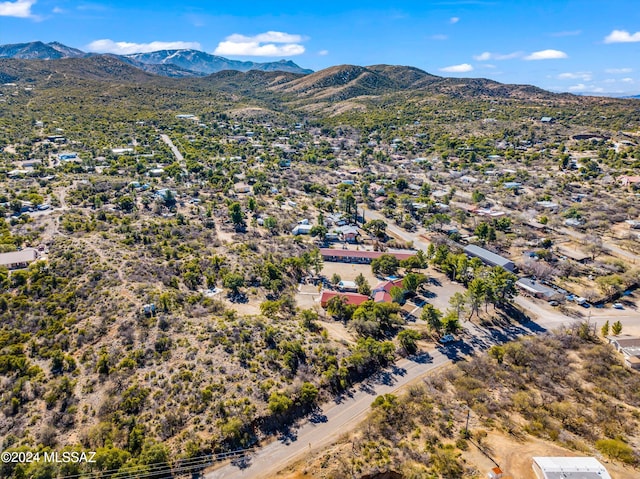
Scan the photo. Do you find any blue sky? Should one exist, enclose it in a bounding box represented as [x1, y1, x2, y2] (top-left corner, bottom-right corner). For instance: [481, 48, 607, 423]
[1, 0, 639, 94]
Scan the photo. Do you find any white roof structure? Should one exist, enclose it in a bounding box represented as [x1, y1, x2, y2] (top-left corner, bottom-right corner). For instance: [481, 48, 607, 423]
[337, 280, 357, 291]
[532, 457, 611, 479]
[0, 248, 39, 268]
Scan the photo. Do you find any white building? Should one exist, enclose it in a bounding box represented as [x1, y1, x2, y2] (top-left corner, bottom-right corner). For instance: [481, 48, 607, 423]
[532, 457, 611, 479]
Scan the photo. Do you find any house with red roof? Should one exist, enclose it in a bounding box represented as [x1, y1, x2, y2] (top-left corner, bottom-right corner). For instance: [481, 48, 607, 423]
[319, 291, 370, 308]
[372, 278, 405, 303]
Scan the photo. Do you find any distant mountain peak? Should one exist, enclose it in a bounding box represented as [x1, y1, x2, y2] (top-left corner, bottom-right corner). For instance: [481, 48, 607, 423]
[125, 49, 313, 75]
[0, 41, 314, 77]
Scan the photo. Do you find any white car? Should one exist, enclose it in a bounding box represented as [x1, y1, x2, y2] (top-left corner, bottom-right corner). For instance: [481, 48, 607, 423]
[613, 303, 624, 310]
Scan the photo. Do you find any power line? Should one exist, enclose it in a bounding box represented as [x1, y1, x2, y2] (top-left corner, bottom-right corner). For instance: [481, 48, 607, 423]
[48, 447, 255, 479]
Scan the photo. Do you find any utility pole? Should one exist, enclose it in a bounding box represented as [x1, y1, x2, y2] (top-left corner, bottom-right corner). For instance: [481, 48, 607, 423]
[465, 407, 471, 438]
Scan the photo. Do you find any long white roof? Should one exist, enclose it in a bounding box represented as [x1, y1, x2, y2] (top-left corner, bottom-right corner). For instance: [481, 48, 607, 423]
[533, 457, 611, 479]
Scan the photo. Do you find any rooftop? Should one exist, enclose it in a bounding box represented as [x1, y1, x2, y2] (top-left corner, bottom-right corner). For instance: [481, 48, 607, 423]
[532, 457, 611, 479]
[0, 248, 39, 267]
[463, 244, 514, 270]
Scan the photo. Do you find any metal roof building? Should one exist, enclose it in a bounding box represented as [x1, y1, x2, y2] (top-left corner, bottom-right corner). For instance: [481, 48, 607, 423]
[532, 457, 611, 479]
[463, 244, 515, 272]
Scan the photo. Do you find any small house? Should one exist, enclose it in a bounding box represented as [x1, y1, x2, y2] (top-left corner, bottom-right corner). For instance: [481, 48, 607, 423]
[0, 248, 40, 270]
[319, 291, 370, 308]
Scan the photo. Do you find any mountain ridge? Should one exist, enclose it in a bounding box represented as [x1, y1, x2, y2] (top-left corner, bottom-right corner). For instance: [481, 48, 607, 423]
[0, 41, 313, 76]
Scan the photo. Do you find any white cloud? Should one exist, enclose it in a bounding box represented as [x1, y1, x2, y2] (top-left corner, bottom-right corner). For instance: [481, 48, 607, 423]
[52, 6, 63, 13]
[0, 0, 36, 18]
[450, 17, 459, 24]
[524, 49, 568, 60]
[558, 71, 592, 81]
[440, 63, 473, 73]
[87, 39, 202, 55]
[214, 31, 306, 57]
[621, 77, 635, 83]
[568, 83, 604, 93]
[473, 52, 491, 61]
[605, 67, 633, 74]
[318, 50, 329, 56]
[604, 29, 640, 44]
[431, 34, 448, 40]
[473, 51, 522, 61]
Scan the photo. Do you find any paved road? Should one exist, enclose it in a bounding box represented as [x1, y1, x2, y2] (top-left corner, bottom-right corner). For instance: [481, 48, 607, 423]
[207, 348, 454, 479]
[160, 134, 185, 163]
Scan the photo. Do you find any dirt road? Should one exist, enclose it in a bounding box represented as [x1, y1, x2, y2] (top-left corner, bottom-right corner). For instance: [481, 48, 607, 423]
[160, 134, 185, 163]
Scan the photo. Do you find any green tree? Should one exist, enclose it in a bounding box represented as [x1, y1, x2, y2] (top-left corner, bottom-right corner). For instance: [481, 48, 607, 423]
[449, 292, 467, 320]
[402, 272, 427, 294]
[263, 216, 278, 233]
[601, 320, 610, 337]
[117, 195, 135, 213]
[308, 247, 324, 276]
[612, 320, 623, 335]
[466, 278, 487, 319]
[390, 285, 405, 304]
[222, 272, 245, 296]
[398, 329, 421, 355]
[268, 391, 293, 415]
[326, 295, 352, 321]
[299, 382, 319, 406]
[421, 304, 443, 334]
[364, 219, 387, 240]
[310, 224, 328, 241]
[228, 202, 245, 230]
[471, 190, 485, 203]
[371, 254, 400, 276]
[355, 272, 371, 295]
[442, 310, 461, 333]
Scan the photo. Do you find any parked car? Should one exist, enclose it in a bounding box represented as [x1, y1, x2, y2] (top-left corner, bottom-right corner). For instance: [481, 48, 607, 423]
[549, 300, 559, 307]
[439, 334, 455, 344]
[580, 302, 591, 308]
[37, 204, 50, 210]
[613, 303, 624, 310]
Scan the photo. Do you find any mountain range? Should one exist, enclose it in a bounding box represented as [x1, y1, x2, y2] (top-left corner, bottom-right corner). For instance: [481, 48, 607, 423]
[0, 41, 313, 76]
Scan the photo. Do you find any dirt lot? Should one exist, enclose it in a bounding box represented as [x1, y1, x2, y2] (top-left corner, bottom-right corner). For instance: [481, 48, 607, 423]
[462, 430, 637, 479]
[320, 261, 379, 286]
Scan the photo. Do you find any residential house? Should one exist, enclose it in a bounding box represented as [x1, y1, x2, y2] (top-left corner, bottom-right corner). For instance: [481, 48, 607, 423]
[372, 278, 404, 303]
[516, 278, 562, 301]
[319, 291, 370, 308]
[0, 248, 40, 270]
[536, 201, 559, 212]
[336, 225, 360, 243]
[503, 182, 521, 190]
[556, 246, 590, 263]
[292, 224, 313, 235]
[233, 183, 251, 194]
[608, 335, 640, 370]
